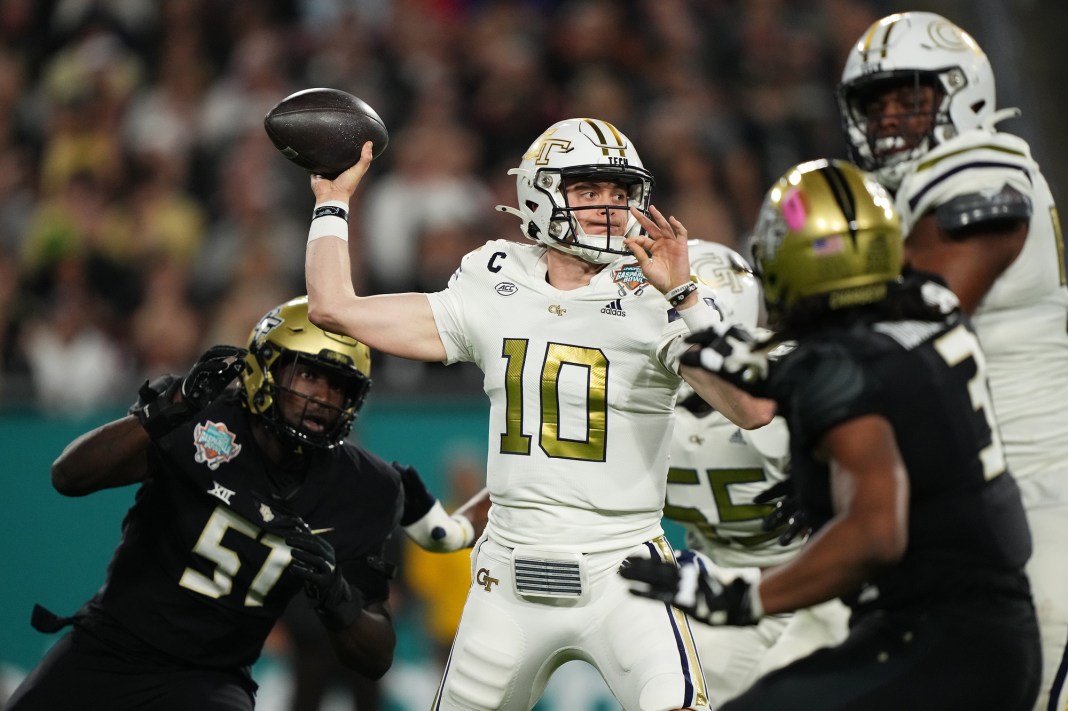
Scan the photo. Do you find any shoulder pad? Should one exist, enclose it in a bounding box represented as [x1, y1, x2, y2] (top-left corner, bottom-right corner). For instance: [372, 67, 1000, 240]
[935, 184, 1032, 232]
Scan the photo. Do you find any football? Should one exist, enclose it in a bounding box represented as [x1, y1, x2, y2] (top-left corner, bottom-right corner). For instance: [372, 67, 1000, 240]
[263, 88, 389, 178]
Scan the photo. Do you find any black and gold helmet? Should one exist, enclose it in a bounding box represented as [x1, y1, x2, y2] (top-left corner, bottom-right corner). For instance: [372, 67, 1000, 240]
[750, 159, 902, 324]
[241, 296, 372, 449]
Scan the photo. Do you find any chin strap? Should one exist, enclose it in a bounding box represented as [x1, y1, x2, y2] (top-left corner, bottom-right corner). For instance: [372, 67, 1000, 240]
[495, 204, 523, 219]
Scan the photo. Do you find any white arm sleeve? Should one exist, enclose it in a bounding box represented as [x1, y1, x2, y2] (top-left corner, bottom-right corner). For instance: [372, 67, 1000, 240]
[402, 501, 476, 552]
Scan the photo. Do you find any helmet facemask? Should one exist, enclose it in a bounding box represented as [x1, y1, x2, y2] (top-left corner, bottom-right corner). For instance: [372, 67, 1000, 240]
[839, 71, 951, 190]
[257, 351, 371, 450]
[538, 166, 652, 263]
[241, 296, 373, 451]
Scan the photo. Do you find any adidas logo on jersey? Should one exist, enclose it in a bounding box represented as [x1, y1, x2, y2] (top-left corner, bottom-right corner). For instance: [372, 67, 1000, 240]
[601, 299, 626, 317]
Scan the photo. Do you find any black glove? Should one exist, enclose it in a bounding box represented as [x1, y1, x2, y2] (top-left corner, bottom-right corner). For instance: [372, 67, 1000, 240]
[620, 550, 762, 626]
[396, 461, 437, 527]
[128, 374, 182, 416]
[133, 345, 247, 439]
[284, 521, 363, 631]
[753, 479, 809, 545]
[681, 323, 770, 396]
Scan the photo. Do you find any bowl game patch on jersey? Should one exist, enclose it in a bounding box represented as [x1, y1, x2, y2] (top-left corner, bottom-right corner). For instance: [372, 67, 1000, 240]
[193, 420, 243, 471]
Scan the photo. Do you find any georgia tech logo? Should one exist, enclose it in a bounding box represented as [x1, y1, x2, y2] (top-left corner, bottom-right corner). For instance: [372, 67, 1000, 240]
[548, 304, 566, 316]
[475, 568, 499, 592]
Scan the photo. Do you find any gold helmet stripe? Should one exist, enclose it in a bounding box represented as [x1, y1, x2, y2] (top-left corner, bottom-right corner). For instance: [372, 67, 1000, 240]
[861, 14, 902, 63]
[581, 118, 628, 157]
[817, 164, 860, 239]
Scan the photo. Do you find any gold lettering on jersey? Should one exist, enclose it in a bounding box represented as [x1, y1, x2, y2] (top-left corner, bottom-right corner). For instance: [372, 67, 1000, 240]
[475, 568, 499, 592]
[548, 304, 567, 316]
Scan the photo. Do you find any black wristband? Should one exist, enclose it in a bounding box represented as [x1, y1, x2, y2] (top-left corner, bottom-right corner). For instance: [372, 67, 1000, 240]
[312, 204, 348, 221]
[666, 281, 698, 307]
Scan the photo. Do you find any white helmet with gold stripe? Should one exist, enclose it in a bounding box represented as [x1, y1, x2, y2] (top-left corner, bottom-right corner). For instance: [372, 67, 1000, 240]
[837, 12, 996, 190]
[497, 118, 655, 264]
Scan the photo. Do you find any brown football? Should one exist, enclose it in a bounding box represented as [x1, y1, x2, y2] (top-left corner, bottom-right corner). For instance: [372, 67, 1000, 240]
[264, 88, 388, 178]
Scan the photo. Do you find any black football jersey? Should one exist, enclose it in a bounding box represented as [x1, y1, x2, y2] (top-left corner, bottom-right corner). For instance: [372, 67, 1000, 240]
[82, 396, 404, 669]
[768, 314, 1033, 613]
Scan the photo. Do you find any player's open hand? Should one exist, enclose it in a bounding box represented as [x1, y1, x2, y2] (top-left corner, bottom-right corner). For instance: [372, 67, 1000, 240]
[624, 205, 690, 295]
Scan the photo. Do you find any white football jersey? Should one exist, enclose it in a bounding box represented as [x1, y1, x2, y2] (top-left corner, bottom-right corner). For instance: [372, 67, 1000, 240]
[666, 411, 802, 568]
[428, 240, 720, 552]
[896, 129, 1068, 480]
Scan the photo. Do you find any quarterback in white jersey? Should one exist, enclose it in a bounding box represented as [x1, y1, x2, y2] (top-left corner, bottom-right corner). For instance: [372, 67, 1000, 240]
[839, 12, 1068, 709]
[665, 241, 848, 705]
[303, 118, 774, 711]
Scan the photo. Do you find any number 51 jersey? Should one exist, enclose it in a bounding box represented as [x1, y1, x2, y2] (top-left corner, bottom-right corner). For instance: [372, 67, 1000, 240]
[428, 240, 713, 553]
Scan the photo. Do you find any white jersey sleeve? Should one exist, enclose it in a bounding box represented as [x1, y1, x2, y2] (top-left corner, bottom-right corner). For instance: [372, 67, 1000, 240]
[897, 129, 1068, 480]
[665, 413, 802, 568]
[427, 240, 709, 552]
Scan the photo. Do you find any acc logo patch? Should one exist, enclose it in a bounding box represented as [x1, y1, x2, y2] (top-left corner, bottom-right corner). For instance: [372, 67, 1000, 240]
[495, 281, 518, 296]
[611, 263, 648, 294]
[193, 421, 242, 471]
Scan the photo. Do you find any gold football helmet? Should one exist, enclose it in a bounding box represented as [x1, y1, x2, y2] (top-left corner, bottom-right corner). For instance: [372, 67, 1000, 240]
[751, 159, 902, 323]
[241, 296, 372, 449]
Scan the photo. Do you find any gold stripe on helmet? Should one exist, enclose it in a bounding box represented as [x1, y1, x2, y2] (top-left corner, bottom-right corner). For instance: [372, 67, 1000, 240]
[861, 13, 902, 63]
[582, 118, 627, 158]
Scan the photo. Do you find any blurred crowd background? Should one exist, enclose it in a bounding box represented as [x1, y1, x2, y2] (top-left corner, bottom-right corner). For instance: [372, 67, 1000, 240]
[0, 0, 1062, 413]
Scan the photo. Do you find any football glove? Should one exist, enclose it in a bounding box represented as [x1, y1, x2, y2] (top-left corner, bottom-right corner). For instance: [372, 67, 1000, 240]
[753, 479, 810, 545]
[133, 345, 247, 439]
[620, 550, 763, 626]
[681, 322, 771, 395]
[282, 518, 364, 631]
[396, 462, 437, 526]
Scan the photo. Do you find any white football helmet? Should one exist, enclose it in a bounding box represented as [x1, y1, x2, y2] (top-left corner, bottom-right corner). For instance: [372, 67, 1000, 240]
[837, 12, 996, 190]
[688, 239, 762, 330]
[496, 118, 654, 264]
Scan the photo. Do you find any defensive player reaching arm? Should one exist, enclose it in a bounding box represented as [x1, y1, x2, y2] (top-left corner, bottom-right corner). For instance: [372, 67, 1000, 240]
[5, 298, 457, 711]
[661, 240, 849, 707]
[623, 160, 1040, 711]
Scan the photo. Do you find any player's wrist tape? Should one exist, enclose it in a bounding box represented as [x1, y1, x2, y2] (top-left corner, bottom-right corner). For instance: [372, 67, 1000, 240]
[748, 581, 765, 620]
[403, 500, 475, 552]
[308, 200, 349, 242]
[665, 280, 698, 307]
[679, 299, 720, 334]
